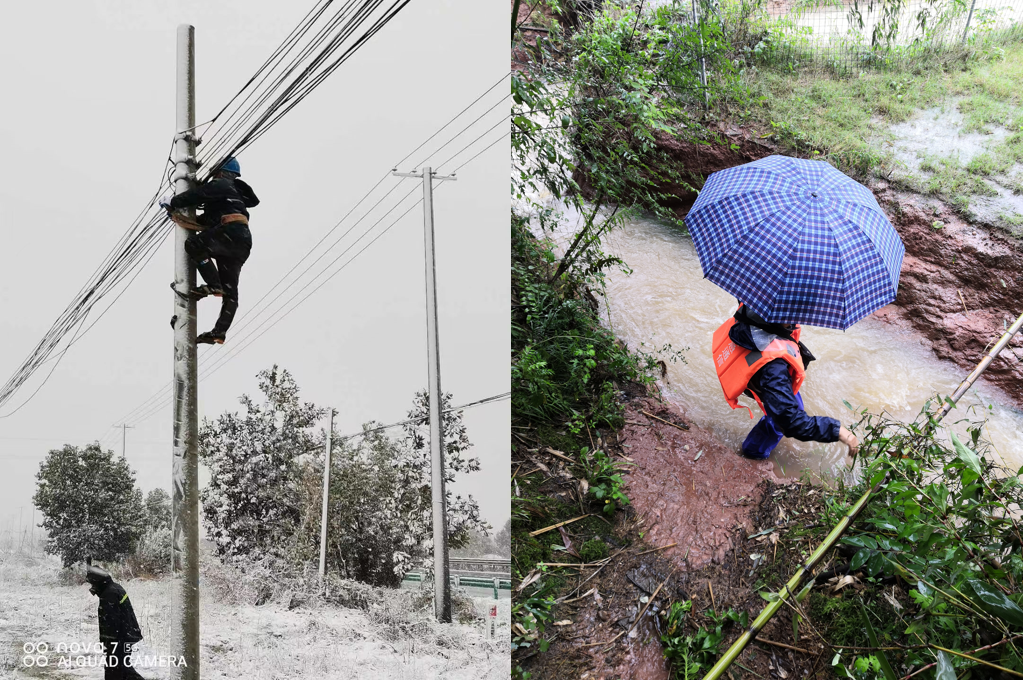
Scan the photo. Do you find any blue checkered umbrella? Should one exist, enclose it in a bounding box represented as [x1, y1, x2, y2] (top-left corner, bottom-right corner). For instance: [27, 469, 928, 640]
[685, 155, 904, 330]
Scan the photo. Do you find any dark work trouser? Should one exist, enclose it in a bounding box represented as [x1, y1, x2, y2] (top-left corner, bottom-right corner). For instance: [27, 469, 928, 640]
[741, 392, 805, 459]
[184, 224, 251, 336]
[102, 641, 144, 680]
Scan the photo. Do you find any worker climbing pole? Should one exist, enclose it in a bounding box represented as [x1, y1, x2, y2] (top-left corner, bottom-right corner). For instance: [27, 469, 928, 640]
[169, 23, 201, 681]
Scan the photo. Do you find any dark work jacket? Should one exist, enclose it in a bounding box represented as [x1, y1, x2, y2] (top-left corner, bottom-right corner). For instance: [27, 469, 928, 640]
[168, 176, 259, 229]
[729, 321, 841, 443]
[93, 580, 143, 643]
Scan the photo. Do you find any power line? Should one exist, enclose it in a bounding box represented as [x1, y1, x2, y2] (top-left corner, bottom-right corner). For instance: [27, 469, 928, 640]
[335, 392, 512, 442]
[1, 391, 509, 461]
[124, 194, 424, 427]
[451, 129, 511, 173]
[0, 0, 415, 418]
[394, 72, 510, 170]
[435, 115, 510, 170]
[101, 74, 510, 438]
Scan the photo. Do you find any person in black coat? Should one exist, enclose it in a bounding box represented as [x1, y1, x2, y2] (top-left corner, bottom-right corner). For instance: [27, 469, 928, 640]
[86, 563, 144, 680]
[729, 303, 860, 461]
[160, 156, 259, 345]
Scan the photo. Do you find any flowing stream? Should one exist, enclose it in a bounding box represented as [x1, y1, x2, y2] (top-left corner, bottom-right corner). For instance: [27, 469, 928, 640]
[589, 211, 1023, 481]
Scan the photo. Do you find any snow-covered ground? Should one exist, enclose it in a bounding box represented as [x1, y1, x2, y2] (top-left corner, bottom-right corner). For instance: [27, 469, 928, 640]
[0, 550, 509, 680]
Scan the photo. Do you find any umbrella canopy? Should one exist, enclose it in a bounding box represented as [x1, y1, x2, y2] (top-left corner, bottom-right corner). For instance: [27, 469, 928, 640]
[685, 155, 904, 330]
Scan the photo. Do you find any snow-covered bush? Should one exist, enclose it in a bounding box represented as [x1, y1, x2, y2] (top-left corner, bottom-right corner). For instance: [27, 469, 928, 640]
[130, 527, 171, 576]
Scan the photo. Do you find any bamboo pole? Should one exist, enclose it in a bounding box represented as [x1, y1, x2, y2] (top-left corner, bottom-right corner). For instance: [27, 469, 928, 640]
[704, 476, 881, 680]
[704, 308, 1023, 681]
[936, 310, 1023, 422]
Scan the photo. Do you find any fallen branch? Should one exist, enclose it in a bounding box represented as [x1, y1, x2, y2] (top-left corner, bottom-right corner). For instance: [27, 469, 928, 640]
[630, 567, 677, 634]
[567, 547, 628, 599]
[755, 637, 811, 655]
[903, 635, 1023, 679]
[545, 447, 576, 464]
[556, 588, 597, 605]
[529, 514, 590, 537]
[635, 542, 678, 556]
[641, 410, 690, 431]
[928, 643, 1023, 679]
[582, 631, 624, 647]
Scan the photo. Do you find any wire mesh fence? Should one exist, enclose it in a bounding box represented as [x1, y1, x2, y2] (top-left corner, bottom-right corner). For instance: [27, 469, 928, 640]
[751, 0, 1023, 70]
[636, 0, 1023, 74]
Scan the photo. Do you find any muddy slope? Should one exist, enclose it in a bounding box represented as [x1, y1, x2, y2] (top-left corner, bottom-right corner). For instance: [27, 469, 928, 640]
[870, 181, 1023, 404]
[639, 133, 1023, 406]
[527, 395, 782, 681]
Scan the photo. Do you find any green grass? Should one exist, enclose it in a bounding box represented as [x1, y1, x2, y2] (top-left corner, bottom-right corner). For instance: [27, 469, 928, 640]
[916, 154, 998, 213]
[743, 41, 1023, 182]
[957, 92, 1014, 133]
[964, 151, 1010, 176]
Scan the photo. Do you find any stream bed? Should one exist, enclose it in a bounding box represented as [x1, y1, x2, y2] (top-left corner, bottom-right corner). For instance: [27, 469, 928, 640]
[594, 212, 1023, 481]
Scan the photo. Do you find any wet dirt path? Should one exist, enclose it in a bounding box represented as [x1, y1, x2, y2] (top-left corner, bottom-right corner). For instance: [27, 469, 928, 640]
[620, 399, 780, 568]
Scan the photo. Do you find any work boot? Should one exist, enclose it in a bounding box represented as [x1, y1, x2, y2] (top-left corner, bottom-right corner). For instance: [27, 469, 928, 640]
[191, 284, 224, 300]
[196, 330, 226, 345]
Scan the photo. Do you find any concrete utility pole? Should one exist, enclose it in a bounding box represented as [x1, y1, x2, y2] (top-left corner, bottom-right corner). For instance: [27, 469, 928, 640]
[114, 423, 134, 459]
[170, 23, 200, 680]
[318, 409, 334, 579]
[392, 166, 456, 623]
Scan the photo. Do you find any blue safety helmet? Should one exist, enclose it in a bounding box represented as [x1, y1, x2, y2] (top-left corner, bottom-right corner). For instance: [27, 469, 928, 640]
[218, 157, 241, 176]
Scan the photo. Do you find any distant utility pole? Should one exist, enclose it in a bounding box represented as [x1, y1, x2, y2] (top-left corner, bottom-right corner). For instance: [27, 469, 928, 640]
[114, 423, 134, 459]
[392, 165, 456, 623]
[318, 409, 334, 579]
[691, 0, 709, 110]
[170, 23, 200, 680]
[962, 0, 978, 43]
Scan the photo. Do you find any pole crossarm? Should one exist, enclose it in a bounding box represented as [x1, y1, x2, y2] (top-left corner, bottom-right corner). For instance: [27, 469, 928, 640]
[393, 169, 457, 182]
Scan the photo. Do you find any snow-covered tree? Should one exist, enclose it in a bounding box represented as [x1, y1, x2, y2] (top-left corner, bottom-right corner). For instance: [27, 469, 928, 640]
[33, 443, 146, 566]
[494, 518, 511, 558]
[398, 388, 486, 560]
[199, 366, 324, 559]
[145, 488, 171, 530]
[200, 367, 488, 587]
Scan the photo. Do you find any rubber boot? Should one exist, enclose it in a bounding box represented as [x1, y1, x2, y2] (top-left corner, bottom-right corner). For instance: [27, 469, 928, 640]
[191, 285, 224, 300]
[196, 330, 226, 345]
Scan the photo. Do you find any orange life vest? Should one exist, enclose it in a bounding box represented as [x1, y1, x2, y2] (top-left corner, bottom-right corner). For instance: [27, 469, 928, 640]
[712, 312, 805, 419]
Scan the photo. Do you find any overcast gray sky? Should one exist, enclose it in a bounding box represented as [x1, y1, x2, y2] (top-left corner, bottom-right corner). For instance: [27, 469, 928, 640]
[0, 1, 509, 539]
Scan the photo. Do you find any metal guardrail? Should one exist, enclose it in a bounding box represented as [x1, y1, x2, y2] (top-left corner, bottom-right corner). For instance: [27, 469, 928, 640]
[403, 572, 512, 598]
[449, 557, 511, 573]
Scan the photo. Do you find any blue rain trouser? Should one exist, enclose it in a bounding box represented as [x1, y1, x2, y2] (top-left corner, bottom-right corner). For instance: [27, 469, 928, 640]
[741, 392, 805, 459]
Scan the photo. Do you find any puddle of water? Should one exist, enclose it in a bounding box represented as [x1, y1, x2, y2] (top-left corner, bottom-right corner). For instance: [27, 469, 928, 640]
[882, 102, 1023, 226]
[591, 213, 1023, 480]
[969, 177, 1023, 232]
[884, 104, 1009, 171]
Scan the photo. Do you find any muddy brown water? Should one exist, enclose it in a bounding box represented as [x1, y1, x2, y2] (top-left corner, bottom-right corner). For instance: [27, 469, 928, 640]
[593, 212, 1023, 480]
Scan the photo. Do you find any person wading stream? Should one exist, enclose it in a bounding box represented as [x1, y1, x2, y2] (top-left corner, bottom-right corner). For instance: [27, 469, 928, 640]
[686, 155, 905, 465]
[713, 302, 859, 460]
